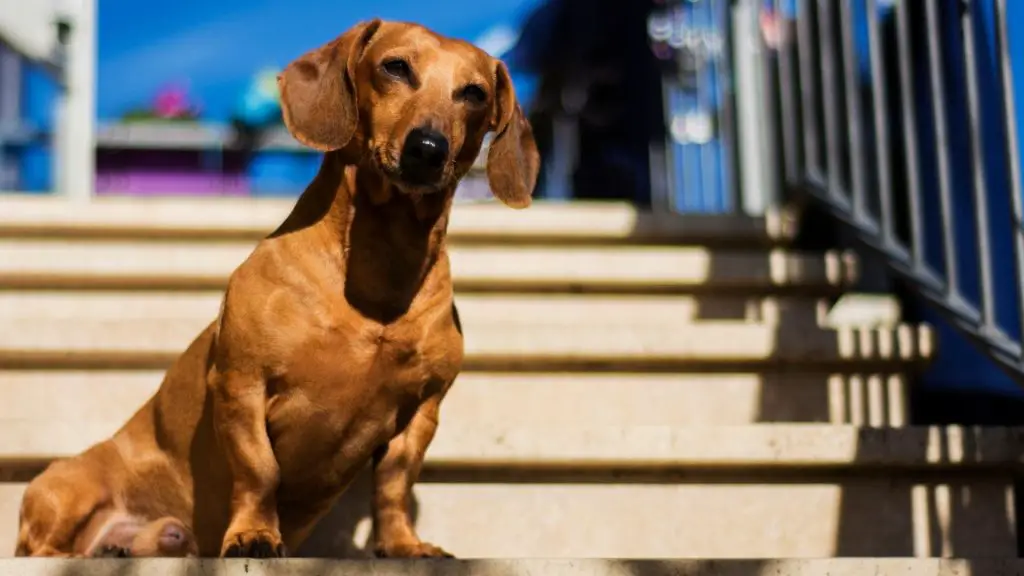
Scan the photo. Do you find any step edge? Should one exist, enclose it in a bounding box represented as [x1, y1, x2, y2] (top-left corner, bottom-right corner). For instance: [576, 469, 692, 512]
[0, 425, 1020, 472]
[0, 557, 1011, 575]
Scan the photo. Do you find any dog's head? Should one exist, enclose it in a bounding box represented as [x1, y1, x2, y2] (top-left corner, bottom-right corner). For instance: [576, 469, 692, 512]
[278, 19, 539, 208]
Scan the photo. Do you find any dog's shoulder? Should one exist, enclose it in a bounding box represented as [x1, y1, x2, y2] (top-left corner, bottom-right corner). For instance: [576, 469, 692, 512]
[213, 236, 339, 375]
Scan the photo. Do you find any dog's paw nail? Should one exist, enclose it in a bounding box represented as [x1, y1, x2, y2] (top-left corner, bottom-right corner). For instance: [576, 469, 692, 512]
[224, 544, 244, 558]
[376, 541, 453, 559]
[95, 545, 132, 559]
[223, 532, 285, 559]
[252, 539, 276, 558]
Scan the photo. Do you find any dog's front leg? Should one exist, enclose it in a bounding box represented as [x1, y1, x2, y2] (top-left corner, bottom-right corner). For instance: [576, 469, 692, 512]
[211, 369, 286, 558]
[372, 394, 454, 558]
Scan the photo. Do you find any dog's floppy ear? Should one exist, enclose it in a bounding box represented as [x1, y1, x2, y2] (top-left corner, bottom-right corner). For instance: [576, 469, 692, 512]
[278, 19, 382, 152]
[487, 61, 540, 209]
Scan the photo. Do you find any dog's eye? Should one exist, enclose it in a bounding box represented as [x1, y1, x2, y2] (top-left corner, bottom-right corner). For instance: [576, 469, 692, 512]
[458, 84, 488, 105]
[382, 58, 412, 82]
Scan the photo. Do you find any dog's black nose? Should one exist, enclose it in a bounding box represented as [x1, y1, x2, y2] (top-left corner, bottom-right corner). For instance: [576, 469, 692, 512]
[400, 127, 449, 180]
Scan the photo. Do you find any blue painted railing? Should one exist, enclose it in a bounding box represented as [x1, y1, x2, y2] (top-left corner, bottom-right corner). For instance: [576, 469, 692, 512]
[648, 0, 1024, 391]
[0, 43, 57, 192]
[765, 0, 1024, 390]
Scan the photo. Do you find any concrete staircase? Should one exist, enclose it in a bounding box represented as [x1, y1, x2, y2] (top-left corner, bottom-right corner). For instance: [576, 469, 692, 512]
[0, 194, 1021, 574]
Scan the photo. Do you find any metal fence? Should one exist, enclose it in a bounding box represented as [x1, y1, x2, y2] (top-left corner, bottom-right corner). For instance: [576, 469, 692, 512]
[763, 0, 1024, 382]
[648, 0, 1024, 385]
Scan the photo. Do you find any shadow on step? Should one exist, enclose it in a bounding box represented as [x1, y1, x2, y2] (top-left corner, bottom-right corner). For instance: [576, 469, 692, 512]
[296, 471, 399, 558]
[755, 372, 908, 425]
[832, 422, 1022, 557]
[754, 375, 1021, 556]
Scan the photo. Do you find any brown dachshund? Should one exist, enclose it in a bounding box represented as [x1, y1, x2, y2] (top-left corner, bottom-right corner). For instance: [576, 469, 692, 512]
[15, 18, 539, 558]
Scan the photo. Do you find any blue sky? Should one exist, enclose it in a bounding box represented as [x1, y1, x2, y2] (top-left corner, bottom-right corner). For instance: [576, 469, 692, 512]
[96, 0, 543, 120]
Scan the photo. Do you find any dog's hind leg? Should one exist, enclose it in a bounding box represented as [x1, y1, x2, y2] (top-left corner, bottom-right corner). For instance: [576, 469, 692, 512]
[128, 516, 199, 557]
[15, 466, 108, 557]
[85, 515, 198, 558]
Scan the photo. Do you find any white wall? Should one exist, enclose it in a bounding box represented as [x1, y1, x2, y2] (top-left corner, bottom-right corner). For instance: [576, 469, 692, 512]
[0, 0, 61, 64]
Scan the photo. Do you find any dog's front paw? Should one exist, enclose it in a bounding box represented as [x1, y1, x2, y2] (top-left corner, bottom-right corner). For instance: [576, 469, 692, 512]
[221, 530, 288, 558]
[375, 540, 454, 559]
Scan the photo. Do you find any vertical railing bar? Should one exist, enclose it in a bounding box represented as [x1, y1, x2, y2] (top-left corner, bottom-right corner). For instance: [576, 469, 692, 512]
[839, 0, 869, 223]
[923, 0, 962, 299]
[696, 0, 715, 212]
[995, 0, 1024, 366]
[796, 0, 822, 176]
[758, 0, 782, 213]
[865, 0, 899, 251]
[718, 0, 741, 213]
[961, 0, 998, 332]
[661, 78, 682, 214]
[894, 0, 928, 270]
[817, 0, 845, 205]
[774, 0, 801, 185]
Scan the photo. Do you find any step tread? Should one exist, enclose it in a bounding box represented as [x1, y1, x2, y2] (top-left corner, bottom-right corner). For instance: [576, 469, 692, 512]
[0, 240, 854, 290]
[0, 559, 1013, 575]
[0, 320, 934, 367]
[0, 371, 910, 427]
[0, 291, 838, 326]
[1, 423, 1019, 469]
[0, 479, 1016, 558]
[0, 196, 797, 244]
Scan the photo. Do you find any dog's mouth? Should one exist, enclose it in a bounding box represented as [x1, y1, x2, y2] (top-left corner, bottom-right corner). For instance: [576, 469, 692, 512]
[374, 148, 451, 195]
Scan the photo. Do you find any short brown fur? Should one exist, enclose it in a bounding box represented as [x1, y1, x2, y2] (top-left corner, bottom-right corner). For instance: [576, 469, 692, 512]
[16, 19, 539, 558]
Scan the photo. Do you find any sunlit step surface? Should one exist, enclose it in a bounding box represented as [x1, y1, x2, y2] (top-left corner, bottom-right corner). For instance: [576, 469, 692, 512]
[0, 371, 911, 428]
[0, 318, 933, 370]
[0, 426, 1016, 557]
[0, 196, 798, 245]
[0, 291, 838, 327]
[0, 472, 1015, 557]
[1, 423, 1019, 470]
[0, 239, 856, 292]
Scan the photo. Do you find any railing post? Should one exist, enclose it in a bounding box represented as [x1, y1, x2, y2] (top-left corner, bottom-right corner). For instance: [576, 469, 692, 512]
[0, 46, 20, 189]
[53, 0, 96, 203]
[733, 0, 777, 216]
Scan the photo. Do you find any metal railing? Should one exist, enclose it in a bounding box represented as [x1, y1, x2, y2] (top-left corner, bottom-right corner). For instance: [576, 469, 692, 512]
[765, 0, 1024, 382]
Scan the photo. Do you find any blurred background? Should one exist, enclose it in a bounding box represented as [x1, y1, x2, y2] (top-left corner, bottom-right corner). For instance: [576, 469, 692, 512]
[0, 0, 674, 204]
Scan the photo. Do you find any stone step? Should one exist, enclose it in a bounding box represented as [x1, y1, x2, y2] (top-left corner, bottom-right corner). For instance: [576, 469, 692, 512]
[0, 371, 911, 429]
[0, 423, 1018, 472]
[0, 479, 1015, 558]
[0, 559, 1015, 576]
[0, 196, 798, 246]
[0, 291, 848, 328]
[0, 317, 933, 371]
[0, 239, 856, 293]
[0, 426, 1018, 557]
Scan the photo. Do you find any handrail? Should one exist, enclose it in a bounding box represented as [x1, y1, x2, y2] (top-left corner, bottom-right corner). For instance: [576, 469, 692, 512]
[768, 0, 1024, 382]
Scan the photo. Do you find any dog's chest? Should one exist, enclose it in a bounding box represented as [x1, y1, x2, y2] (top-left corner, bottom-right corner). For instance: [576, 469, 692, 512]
[298, 315, 460, 397]
[268, 312, 462, 492]
[273, 308, 460, 415]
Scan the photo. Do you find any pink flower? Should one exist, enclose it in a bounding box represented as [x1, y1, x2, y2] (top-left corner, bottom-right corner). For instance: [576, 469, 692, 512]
[153, 84, 191, 118]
